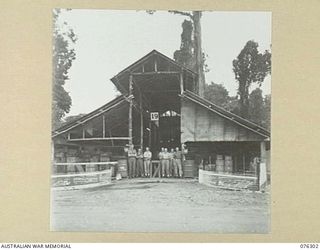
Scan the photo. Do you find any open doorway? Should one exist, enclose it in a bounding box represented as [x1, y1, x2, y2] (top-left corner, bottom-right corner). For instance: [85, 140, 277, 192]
[159, 110, 180, 150]
[147, 91, 181, 158]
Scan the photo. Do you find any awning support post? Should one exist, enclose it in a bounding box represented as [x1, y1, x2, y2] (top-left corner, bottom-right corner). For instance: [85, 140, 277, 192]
[180, 71, 184, 95]
[102, 114, 106, 138]
[258, 141, 268, 190]
[140, 92, 143, 149]
[129, 74, 133, 145]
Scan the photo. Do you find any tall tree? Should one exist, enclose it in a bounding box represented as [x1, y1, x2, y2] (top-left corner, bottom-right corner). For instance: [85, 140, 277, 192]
[248, 88, 264, 125]
[52, 9, 77, 129]
[173, 20, 195, 70]
[262, 94, 271, 130]
[233, 40, 271, 118]
[148, 11, 206, 97]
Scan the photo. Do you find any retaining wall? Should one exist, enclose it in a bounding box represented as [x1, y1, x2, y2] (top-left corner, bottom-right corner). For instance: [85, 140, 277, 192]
[199, 169, 258, 191]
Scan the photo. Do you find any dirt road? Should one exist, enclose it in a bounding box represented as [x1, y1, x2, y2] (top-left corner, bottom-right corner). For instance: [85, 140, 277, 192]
[51, 178, 270, 233]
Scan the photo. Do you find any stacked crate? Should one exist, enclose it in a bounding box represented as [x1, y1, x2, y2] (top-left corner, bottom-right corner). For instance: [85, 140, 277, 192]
[215, 155, 224, 173]
[224, 155, 233, 173]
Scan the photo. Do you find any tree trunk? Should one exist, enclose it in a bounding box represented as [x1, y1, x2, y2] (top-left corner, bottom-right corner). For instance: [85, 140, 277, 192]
[192, 11, 205, 97]
[239, 82, 249, 118]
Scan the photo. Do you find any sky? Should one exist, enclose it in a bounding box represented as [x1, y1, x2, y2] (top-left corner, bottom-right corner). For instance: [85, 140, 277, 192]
[58, 10, 271, 116]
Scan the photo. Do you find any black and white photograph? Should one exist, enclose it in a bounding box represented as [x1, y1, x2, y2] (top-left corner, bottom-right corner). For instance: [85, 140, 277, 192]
[51, 9, 271, 233]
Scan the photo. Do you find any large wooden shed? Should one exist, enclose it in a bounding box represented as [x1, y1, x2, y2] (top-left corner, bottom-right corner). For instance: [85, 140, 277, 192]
[52, 50, 270, 181]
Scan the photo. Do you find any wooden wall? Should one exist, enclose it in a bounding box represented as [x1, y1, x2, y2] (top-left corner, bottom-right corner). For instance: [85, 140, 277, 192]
[181, 99, 265, 143]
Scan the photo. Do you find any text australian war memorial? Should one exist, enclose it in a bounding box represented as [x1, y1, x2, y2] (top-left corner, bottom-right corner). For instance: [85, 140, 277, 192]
[52, 50, 270, 190]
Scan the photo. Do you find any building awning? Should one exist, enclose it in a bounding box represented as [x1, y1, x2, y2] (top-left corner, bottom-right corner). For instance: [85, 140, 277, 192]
[52, 95, 128, 139]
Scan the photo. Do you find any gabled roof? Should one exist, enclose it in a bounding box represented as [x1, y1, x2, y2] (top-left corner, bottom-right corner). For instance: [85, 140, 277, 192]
[110, 49, 197, 94]
[181, 90, 270, 139]
[52, 95, 127, 138]
[112, 49, 197, 79]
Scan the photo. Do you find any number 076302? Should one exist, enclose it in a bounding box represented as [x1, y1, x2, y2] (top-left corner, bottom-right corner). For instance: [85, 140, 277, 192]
[300, 244, 319, 249]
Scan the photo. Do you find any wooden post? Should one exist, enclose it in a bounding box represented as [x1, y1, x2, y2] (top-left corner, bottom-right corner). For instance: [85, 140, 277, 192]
[102, 114, 106, 138]
[140, 92, 143, 149]
[258, 140, 268, 190]
[256, 160, 260, 188]
[180, 71, 184, 95]
[260, 141, 267, 163]
[129, 74, 133, 144]
[148, 121, 152, 147]
[242, 154, 245, 174]
[82, 127, 85, 139]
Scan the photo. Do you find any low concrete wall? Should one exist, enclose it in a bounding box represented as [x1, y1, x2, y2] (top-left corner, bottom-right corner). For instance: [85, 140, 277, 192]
[51, 169, 112, 191]
[199, 169, 258, 191]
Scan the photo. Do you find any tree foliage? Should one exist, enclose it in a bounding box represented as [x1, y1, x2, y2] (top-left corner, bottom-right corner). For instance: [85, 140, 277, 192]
[148, 10, 206, 96]
[204, 82, 229, 108]
[204, 84, 270, 129]
[233, 40, 271, 118]
[224, 96, 241, 115]
[262, 94, 271, 130]
[203, 82, 241, 116]
[248, 88, 271, 130]
[173, 20, 195, 70]
[248, 88, 264, 124]
[52, 9, 77, 129]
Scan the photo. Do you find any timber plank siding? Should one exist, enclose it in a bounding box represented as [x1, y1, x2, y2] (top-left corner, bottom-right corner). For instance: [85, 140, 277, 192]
[181, 99, 265, 142]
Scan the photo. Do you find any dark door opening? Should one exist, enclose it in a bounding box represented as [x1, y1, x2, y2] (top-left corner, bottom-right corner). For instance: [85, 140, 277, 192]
[159, 110, 180, 150]
[148, 111, 181, 158]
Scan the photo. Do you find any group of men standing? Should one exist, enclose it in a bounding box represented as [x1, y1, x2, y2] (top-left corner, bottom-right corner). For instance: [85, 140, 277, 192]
[126, 144, 185, 178]
[158, 147, 183, 178]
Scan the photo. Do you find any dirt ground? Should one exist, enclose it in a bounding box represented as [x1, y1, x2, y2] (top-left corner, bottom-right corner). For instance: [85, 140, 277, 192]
[51, 178, 270, 233]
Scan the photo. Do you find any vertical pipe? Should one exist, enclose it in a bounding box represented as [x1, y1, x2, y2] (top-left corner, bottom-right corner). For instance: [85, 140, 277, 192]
[129, 74, 133, 144]
[140, 92, 143, 149]
[180, 71, 184, 95]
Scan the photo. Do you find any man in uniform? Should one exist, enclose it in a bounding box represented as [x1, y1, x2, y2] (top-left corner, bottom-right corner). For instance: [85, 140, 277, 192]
[162, 148, 170, 178]
[169, 148, 175, 178]
[136, 148, 144, 177]
[174, 147, 183, 178]
[143, 147, 152, 177]
[158, 147, 165, 178]
[127, 144, 136, 178]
